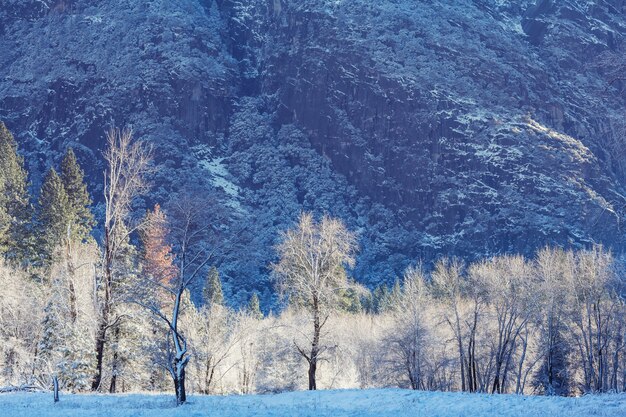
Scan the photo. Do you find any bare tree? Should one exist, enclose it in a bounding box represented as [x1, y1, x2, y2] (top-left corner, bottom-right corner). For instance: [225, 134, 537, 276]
[464, 262, 488, 393]
[532, 247, 572, 395]
[472, 255, 538, 394]
[188, 303, 236, 394]
[134, 195, 219, 405]
[0, 261, 45, 388]
[272, 212, 358, 390]
[430, 258, 469, 391]
[567, 246, 624, 393]
[92, 127, 152, 391]
[386, 265, 431, 390]
[236, 311, 262, 394]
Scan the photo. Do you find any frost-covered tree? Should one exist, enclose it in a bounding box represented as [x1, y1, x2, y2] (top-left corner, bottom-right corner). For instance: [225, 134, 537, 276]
[236, 310, 262, 394]
[92, 127, 152, 391]
[532, 247, 572, 396]
[472, 255, 540, 394]
[567, 246, 623, 393]
[0, 261, 44, 387]
[430, 258, 469, 391]
[33, 242, 99, 392]
[136, 195, 218, 405]
[186, 302, 239, 394]
[247, 292, 263, 320]
[272, 212, 358, 390]
[385, 266, 431, 390]
[463, 262, 489, 393]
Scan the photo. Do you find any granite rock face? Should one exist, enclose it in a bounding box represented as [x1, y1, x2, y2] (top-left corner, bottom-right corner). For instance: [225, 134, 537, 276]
[1, 0, 626, 302]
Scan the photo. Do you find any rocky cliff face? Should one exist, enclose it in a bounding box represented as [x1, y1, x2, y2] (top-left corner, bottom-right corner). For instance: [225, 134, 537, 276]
[1, 0, 626, 303]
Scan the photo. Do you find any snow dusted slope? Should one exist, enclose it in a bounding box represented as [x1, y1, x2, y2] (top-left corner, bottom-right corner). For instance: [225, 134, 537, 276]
[1, 389, 625, 417]
[3, 1, 626, 302]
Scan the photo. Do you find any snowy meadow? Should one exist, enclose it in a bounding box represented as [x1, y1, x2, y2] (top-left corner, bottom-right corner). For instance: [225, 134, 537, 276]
[2, 389, 626, 417]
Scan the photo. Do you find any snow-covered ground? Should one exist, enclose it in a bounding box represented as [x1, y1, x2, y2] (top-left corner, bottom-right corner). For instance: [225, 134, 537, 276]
[1, 389, 625, 417]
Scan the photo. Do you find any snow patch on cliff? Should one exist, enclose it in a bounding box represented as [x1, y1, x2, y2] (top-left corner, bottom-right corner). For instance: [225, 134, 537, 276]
[194, 145, 244, 212]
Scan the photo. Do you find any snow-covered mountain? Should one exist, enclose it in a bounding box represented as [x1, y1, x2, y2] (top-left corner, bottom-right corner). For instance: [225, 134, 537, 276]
[2, 0, 626, 302]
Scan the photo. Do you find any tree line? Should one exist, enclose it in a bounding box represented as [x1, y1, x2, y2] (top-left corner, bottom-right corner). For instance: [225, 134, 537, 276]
[0, 122, 625, 405]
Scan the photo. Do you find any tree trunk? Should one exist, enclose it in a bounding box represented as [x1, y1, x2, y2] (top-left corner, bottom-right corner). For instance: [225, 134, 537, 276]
[109, 371, 117, 393]
[492, 344, 506, 394]
[68, 278, 77, 323]
[203, 356, 215, 395]
[309, 297, 321, 391]
[467, 333, 477, 392]
[53, 376, 59, 403]
[467, 305, 479, 392]
[91, 321, 107, 391]
[174, 361, 187, 405]
[546, 313, 555, 394]
[515, 331, 529, 394]
[308, 358, 317, 391]
[451, 304, 466, 392]
[109, 326, 121, 393]
[91, 228, 113, 391]
[65, 240, 77, 324]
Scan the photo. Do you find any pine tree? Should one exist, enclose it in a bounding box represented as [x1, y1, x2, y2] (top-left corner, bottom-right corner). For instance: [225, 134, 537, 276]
[247, 292, 263, 319]
[58, 326, 96, 392]
[361, 292, 374, 314]
[36, 264, 97, 392]
[389, 278, 402, 311]
[203, 266, 223, 306]
[60, 148, 95, 242]
[36, 297, 63, 382]
[340, 287, 362, 314]
[37, 168, 72, 266]
[0, 122, 32, 261]
[373, 284, 391, 313]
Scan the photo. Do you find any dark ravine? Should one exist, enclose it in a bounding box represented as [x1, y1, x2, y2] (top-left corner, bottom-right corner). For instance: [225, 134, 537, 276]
[1, 0, 626, 304]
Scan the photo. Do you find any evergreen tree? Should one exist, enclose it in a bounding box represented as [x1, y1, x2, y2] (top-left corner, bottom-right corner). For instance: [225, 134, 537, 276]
[203, 266, 223, 306]
[37, 168, 71, 266]
[60, 148, 95, 242]
[36, 266, 97, 392]
[361, 292, 374, 314]
[0, 122, 32, 261]
[389, 278, 402, 310]
[247, 292, 263, 319]
[372, 284, 390, 313]
[57, 327, 96, 392]
[340, 287, 363, 314]
[36, 298, 62, 375]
